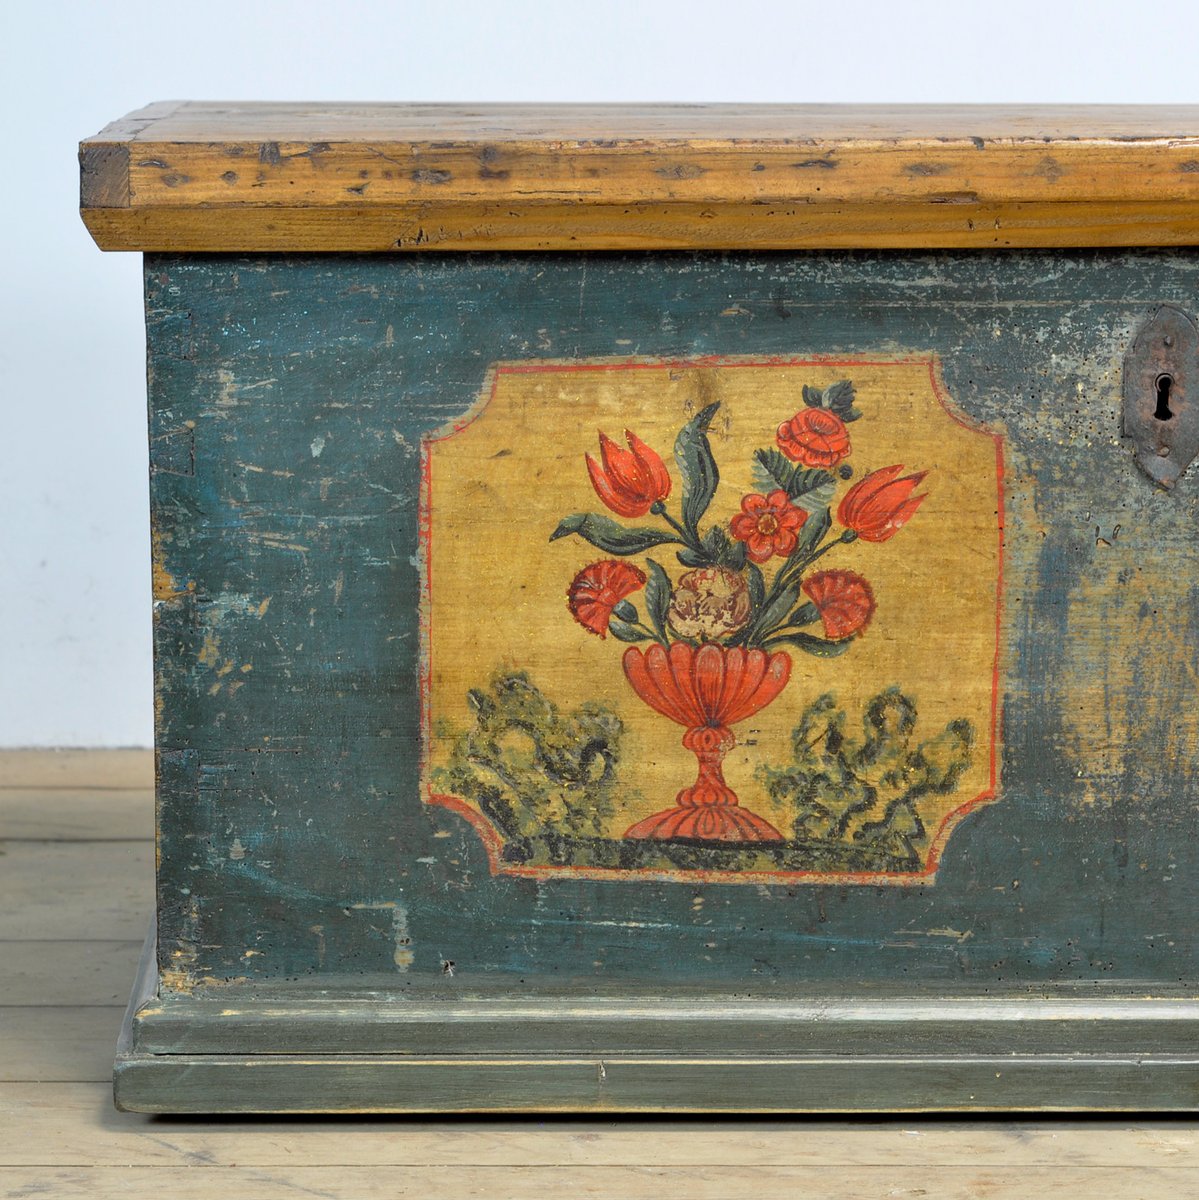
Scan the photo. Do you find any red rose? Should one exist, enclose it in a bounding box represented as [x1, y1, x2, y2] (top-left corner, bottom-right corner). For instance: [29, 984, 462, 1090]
[585, 429, 672, 518]
[838, 464, 929, 543]
[567, 560, 646, 637]
[776, 407, 851, 469]
[802, 569, 876, 639]
[729, 490, 807, 563]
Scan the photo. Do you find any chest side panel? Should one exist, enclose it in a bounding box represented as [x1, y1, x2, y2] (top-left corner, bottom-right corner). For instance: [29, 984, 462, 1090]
[148, 250, 1199, 990]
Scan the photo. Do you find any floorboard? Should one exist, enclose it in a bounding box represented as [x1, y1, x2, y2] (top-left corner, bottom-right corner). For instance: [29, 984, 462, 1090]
[3, 1083, 1199, 1169]
[0, 840, 153, 940]
[1, 1007, 126, 1083]
[0, 939, 144, 1006]
[0, 788, 152, 841]
[0, 750, 152, 790]
[1, 1163, 1196, 1200]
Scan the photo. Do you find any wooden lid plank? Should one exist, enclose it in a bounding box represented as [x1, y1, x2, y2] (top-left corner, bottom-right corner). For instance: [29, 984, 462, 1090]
[80, 102, 1199, 251]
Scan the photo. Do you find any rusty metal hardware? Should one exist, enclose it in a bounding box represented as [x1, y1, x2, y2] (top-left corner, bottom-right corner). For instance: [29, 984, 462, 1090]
[1123, 305, 1199, 488]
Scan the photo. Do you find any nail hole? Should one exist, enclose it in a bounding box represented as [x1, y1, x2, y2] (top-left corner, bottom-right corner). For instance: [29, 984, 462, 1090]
[1155, 373, 1174, 421]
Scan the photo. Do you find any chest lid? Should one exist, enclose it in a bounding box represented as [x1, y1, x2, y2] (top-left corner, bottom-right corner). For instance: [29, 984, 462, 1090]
[80, 102, 1199, 252]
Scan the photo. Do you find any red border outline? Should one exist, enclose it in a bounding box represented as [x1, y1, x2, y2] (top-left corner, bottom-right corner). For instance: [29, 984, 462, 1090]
[420, 355, 1005, 888]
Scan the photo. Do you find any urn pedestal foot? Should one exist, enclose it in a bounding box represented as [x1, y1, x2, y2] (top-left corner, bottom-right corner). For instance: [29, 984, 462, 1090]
[623, 722, 784, 843]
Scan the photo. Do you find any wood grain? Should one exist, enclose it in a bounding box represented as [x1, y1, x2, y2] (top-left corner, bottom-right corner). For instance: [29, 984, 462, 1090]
[79, 103, 1199, 250]
[3, 1165, 1199, 1200]
[0, 789, 151, 841]
[0, 1007, 123, 1083]
[81, 199, 1199, 252]
[0, 940, 143, 1006]
[6, 1082, 1199, 1168]
[82, 101, 1199, 139]
[0, 749, 152, 790]
[0, 841, 152, 940]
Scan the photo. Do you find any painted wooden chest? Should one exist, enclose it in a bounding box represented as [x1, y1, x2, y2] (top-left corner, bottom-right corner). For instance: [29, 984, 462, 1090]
[81, 104, 1199, 1112]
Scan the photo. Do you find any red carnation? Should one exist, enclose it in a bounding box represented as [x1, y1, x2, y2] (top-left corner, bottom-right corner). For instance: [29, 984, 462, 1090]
[585, 429, 672, 518]
[838, 464, 929, 542]
[802, 569, 876, 639]
[567, 560, 647, 637]
[729, 490, 808, 563]
[776, 407, 851, 469]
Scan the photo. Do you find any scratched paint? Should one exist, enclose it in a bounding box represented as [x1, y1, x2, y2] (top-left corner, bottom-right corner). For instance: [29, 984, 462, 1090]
[149, 250, 1199, 989]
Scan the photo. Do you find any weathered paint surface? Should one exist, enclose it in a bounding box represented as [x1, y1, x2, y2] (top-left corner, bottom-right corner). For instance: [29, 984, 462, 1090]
[148, 250, 1199, 990]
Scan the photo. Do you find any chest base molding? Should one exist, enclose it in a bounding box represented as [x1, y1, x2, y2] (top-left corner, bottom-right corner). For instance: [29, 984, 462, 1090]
[116, 934, 1199, 1113]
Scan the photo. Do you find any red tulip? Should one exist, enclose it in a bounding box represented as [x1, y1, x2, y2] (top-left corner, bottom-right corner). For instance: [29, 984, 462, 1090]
[776, 407, 851, 469]
[838, 464, 929, 542]
[567, 560, 646, 637]
[729, 490, 808, 563]
[802, 569, 876, 639]
[585, 429, 672, 518]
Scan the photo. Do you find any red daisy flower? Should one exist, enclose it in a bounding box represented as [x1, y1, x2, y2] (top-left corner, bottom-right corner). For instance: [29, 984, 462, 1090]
[729, 490, 808, 562]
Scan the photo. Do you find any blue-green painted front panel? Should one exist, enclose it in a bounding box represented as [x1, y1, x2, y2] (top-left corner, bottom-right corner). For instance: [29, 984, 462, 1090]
[148, 251, 1199, 989]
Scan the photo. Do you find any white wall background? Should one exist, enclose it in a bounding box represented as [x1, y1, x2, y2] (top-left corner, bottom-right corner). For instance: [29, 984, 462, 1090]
[4, 0, 1199, 747]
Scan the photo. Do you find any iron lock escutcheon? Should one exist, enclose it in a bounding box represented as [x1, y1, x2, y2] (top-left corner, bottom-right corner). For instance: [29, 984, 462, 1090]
[1123, 304, 1199, 488]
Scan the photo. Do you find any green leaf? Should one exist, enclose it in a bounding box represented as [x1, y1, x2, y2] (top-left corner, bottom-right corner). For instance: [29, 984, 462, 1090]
[669, 520, 741, 569]
[752, 449, 835, 508]
[607, 617, 650, 643]
[674, 403, 721, 536]
[802, 379, 860, 420]
[793, 506, 832, 558]
[643, 559, 673, 644]
[753, 580, 802, 642]
[752, 447, 792, 493]
[746, 562, 766, 610]
[764, 630, 855, 657]
[824, 380, 853, 405]
[702, 525, 731, 561]
[783, 600, 820, 629]
[613, 599, 638, 623]
[722, 539, 748, 570]
[823, 379, 861, 422]
[550, 513, 679, 556]
[795, 474, 837, 514]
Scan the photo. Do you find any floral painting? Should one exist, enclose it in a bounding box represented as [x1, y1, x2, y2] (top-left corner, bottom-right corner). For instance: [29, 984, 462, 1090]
[553, 384, 930, 843]
[423, 357, 1003, 885]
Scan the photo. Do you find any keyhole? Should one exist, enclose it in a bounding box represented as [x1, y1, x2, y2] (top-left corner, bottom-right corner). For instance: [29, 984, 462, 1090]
[1155, 373, 1175, 420]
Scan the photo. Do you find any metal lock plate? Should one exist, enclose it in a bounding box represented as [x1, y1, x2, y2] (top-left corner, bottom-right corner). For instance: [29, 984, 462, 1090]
[1123, 304, 1199, 487]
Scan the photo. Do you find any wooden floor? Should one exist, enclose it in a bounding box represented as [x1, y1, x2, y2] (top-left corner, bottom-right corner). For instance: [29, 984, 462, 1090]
[3, 752, 1199, 1199]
